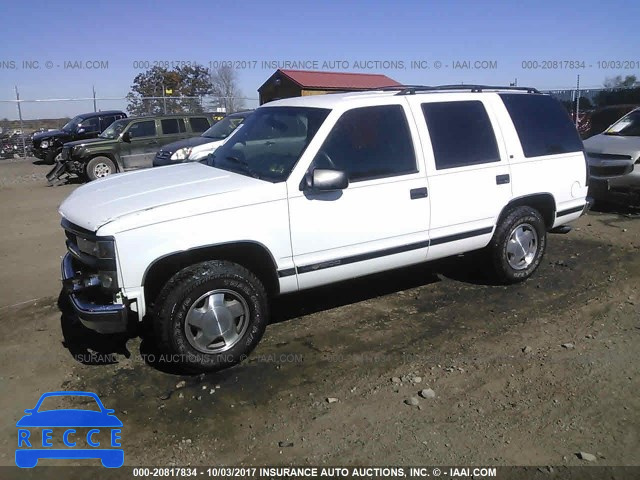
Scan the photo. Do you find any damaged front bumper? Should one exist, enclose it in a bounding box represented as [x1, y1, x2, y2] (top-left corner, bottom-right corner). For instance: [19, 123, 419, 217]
[61, 253, 128, 334]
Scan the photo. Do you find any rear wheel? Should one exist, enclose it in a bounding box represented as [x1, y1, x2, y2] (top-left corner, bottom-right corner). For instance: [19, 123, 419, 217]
[489, 206, 547, 284]
[154, 260, 268, 372]
[85, 156, 116, 181]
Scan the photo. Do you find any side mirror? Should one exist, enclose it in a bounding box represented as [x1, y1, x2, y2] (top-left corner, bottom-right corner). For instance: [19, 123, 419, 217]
[305, 168, 348, 191]
[121, 132, 131, 143]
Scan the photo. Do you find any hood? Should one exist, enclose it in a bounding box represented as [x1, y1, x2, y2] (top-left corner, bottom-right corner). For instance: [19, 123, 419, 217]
[33, 129, 70, 142]
[59, 163, 282, 233]
[64, 137, 113, 149]
[583, 134, 640, 160]
[158, 136, 217, 154]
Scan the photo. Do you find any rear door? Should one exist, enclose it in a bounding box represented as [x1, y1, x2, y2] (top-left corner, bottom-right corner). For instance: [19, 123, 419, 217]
[120, 119, 159, 170]
[406, 94, 513, 261]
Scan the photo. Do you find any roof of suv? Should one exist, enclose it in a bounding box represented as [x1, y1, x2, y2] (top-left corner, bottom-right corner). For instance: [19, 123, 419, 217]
[80, 110, 125, 117]
[262, 85, 539, 109]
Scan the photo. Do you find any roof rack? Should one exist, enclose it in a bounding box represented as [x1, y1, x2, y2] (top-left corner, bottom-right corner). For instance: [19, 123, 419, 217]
[375, 84, 540, 95]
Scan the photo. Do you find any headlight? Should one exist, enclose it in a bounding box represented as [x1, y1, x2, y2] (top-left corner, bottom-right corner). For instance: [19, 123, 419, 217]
[170, 147, 192, 160]
[76, 238, 115, 259]
[40, 140, 49, 148]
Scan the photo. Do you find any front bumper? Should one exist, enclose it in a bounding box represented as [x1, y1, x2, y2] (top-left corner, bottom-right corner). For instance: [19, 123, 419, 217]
[61, 253, 128, 334]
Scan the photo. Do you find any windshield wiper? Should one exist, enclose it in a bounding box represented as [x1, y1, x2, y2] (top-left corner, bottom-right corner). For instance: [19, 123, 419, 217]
[223, 156, 261, 179]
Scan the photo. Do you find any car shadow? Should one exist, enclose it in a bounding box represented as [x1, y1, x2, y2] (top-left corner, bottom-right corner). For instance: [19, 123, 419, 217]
[590, 200, 640, 217]
[58, 290, 133, 366]
[58, 253, 498, 373]
[32, 159, 52, 166]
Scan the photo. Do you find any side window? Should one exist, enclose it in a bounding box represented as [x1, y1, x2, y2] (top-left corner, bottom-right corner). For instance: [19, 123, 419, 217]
[315, 105, 417, 182]
[161, 119, 180, 135]
[499, 94, 583, 157]
[100, 116, 116, 131]
[422, 101, 500, 170]
[79, 117, 100, 133]
[189, 117, 210, 133]
[128, 120, 156, 139]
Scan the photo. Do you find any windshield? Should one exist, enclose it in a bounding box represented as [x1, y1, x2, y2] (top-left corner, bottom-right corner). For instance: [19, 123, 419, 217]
[99, 119, 129, 139]
[207, 107, 330, 182]
[202, 114, 249, 140]
[62, 116, 84, 132]
[605, 110, 640, 136]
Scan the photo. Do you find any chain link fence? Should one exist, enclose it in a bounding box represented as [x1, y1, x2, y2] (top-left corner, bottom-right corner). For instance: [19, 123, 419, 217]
[1, 86, 639, 158]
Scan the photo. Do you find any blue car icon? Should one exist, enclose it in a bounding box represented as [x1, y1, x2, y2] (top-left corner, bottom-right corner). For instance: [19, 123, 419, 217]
[16, 391, 123, 468]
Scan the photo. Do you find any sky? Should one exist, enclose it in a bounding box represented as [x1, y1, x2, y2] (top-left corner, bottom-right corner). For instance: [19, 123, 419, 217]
[1, 0, 639, 120]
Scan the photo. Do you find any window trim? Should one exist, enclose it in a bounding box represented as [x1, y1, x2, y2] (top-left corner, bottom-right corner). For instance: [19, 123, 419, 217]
[316, 103, 419, 185]
[126, 120, 157, 139]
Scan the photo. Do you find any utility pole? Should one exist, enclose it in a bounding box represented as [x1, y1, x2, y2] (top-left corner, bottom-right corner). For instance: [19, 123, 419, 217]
[575, 74, 580, 127]
[15, 86, 26, 157]
[93, 85, 97, 112]
[162, 84, 167, 114]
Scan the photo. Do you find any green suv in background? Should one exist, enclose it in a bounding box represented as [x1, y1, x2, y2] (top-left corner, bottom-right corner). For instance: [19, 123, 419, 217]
[46, 114, 217, 182]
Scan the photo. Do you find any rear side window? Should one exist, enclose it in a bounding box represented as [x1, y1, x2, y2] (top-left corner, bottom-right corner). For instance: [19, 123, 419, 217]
[100, 116, 116, 131]
[422, 101, 500, 170]
[499, 94, 583, 157]
[161, 119, 182, 135]
[189, 117, 210, 133]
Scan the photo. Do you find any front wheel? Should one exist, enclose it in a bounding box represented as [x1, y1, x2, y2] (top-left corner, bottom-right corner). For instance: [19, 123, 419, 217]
[85, 156, 116, 181]
[154, 260, 268, 372]
[488, 206, 547, 284]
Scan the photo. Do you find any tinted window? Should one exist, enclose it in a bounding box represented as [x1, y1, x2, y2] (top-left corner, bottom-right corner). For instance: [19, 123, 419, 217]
[161, 119, 181, 135]
[422, 101, 500, 170]
[100, 116, 116, 131]
[189, 117, 210, 133]
[128, 120, 156, 138]
[500, 94, 583, 157]
[315, 105, 416, 182]
[79, 117, 100, 133]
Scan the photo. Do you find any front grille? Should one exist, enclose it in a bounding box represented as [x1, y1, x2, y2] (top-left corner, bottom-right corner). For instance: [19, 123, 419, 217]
[156, 150, 171, 160]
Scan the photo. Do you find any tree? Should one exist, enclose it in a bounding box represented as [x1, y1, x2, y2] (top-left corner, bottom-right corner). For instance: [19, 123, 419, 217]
[126, 64, 212, 115]
[209, 66, 245, 113]
[603, 75, 638, 89]
[594, 75, 640, 107]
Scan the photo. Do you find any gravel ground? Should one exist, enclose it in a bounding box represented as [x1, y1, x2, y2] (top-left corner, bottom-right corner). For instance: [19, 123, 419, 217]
[0, 159, 638, 476]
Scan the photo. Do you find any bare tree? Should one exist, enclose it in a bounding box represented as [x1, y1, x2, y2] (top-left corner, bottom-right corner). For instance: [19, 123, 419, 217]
[210, 66, 245, 113]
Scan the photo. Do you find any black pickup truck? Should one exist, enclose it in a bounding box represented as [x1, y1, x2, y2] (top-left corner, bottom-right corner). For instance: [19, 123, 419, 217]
[32, 110, 127, 163]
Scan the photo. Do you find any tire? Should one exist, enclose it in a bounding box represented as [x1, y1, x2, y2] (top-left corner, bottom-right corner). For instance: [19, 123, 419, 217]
[85, 156, 116, 181]
[153, 260, 268, 372]
[44, 150, 61, 165]
[488, 206, 547, 284]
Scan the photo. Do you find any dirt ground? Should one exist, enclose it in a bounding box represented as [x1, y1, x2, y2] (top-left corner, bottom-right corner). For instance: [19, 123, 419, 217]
[0, 158, 638, 476]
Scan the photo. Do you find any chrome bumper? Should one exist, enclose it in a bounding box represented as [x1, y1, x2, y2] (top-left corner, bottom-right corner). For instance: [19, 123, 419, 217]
[61, 253, 128, 334]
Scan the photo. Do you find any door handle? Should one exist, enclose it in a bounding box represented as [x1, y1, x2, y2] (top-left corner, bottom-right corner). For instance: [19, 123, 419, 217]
[410, 187, 428, 199]
[496, 174, 510, 185]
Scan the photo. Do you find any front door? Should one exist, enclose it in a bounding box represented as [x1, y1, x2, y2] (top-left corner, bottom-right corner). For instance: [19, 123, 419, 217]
[120, 120, 159, 170]
[287, 101, 431, 290]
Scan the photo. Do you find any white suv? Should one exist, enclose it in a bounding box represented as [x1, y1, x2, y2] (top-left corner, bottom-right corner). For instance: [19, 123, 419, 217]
[58, 85, 591, 372]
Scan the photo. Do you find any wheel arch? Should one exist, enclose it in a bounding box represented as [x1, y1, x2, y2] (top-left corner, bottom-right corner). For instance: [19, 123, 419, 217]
[142, 241, 281, 310]
[497, 193, 556, 230]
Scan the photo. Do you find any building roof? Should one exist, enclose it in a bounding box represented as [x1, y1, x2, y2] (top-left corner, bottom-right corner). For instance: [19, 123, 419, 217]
[259, 69, 402, 91]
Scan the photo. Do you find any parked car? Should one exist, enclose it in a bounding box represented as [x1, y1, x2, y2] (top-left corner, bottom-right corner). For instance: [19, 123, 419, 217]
[576, 104, 639, 139]
[584, 107, 640, 204]
[153, 111, 252, 166]
[32, 111, 127, 164]
[56, 85, 590, 372]
[46, 113, 216, 182]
